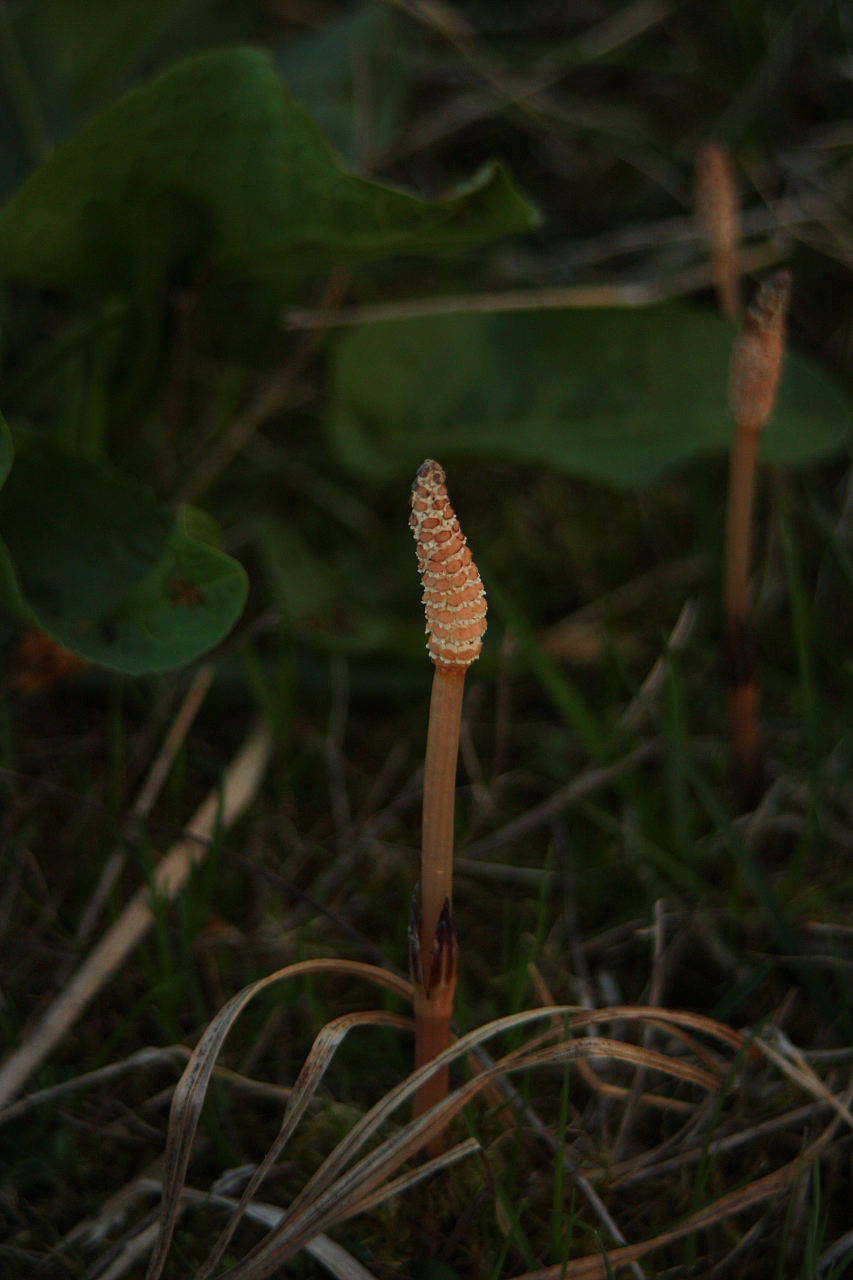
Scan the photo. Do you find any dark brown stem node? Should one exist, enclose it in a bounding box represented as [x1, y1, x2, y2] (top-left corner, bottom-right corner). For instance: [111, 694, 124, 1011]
[409, 891, 459, 1001]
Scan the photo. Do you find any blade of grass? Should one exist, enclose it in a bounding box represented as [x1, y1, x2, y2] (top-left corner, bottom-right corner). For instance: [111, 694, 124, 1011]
[664, 650, 694, 858]
[549, 1028, 571, 1265]
[684, 1029, 757, 1270]
[73, 663, 217, 954]
[505, 1077, 853, 1279]
[0, 720, 275, 1110]
[482, 569, 604, 760]
[171, 1009, 726, 1278]
[622, 683, 839, 1027]
[147, 959, 413, 1280]
[777, 502, 821, 764]
[681, 749, 839, 1024]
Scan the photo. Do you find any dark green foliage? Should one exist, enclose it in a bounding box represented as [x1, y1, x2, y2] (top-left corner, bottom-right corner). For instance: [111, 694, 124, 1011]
[0, 42, 537, 674]
[0, 428, 247, 673]
[0, 46, 539, 291]
[329, 307, 848, 486]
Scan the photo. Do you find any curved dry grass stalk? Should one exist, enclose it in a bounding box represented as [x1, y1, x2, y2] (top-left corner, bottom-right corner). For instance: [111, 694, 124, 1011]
[146, 958, 412, 1280]
[200, 1032, 715, 1280]
[754, 1027, 853, 1132]
[147, 976, 737, 1280]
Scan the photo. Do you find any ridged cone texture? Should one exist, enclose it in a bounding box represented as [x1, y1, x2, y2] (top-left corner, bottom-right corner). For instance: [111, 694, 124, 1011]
[410, 459, 487, 668]
[727, 270, 791, 432]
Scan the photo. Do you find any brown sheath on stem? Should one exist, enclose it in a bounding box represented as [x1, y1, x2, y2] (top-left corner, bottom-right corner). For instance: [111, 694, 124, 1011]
[409, 459, 486, 1130]
[723, 271, 791, 803]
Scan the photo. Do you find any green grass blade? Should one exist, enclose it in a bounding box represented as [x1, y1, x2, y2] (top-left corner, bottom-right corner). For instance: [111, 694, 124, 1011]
[482, 569, 604, 759]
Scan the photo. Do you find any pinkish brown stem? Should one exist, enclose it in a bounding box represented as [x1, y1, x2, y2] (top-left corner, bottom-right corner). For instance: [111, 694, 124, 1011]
[723, 419, 760, 625]
[722, 419, 761, 801]
[412, 665, 465, 1133]
[408, 459, 487, 1144]
[420, 665, 465, 954]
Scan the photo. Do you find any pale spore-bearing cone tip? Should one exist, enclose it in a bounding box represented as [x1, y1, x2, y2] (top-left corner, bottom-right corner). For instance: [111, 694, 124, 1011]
[694, 140, 740, 258]
[410, 460, 487, 669]
[727, 270, 792, 432]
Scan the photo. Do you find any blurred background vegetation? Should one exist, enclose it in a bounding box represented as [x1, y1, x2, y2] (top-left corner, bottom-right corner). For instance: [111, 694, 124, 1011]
[3, 2, 853, 1277]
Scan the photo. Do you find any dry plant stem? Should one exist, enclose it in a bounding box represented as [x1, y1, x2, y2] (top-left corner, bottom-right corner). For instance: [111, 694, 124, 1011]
[723, 423, 761, 794]
[712, 251, 740, 322]
[723, 423, 760, 623]
[284, 241, 786, 331]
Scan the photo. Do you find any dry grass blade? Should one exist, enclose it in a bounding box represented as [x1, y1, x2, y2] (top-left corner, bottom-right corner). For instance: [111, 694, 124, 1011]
[98, 1216, 167, 1280]
[464, 739, 663, 861]
[302, 1234, 380, 1280]
[227, 1037, 715, 1278]
[249, 1138, 484, 1276]
[146, 959, 412, 1280]
[327, 1137, 483, 1222]
[283, 242, 787, 330]
[0, 720, 274, 1111]
[292, 1005, 724, 1215]
[170, 1007, 726, 1279]
[195, 1007, 412, 1280]
[565, 1004, 748, 1057]
[754, 1029, 853, 1132]
[0, 1046, 189, 1126]
[511, 1035, 718, 1091]
[74, 662, 216, 953]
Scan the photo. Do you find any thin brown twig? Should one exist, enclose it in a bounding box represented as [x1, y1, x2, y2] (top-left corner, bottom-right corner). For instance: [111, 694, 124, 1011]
[462, 739, 662, 863]
[0, 721, 274, 1110]
[72, 663, 216, 954]
[178, 270, 349, 505]
[610, 898, 666, 1161]
[0, 1045, 297, 1134]
[283, 242, 787, 331]
[511, 1073, 853, 1279]
[607, 1097, 833, 1188]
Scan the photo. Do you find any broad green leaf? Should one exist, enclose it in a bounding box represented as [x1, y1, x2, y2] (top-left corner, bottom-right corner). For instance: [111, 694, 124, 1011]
[0, 0, 238, 202]
[328, 305, 849, 487]
[0, 432, 247, 674]
[257, 514, 393, 654]
[275, 3, 406, 168]
[0, 45, 539, 292]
